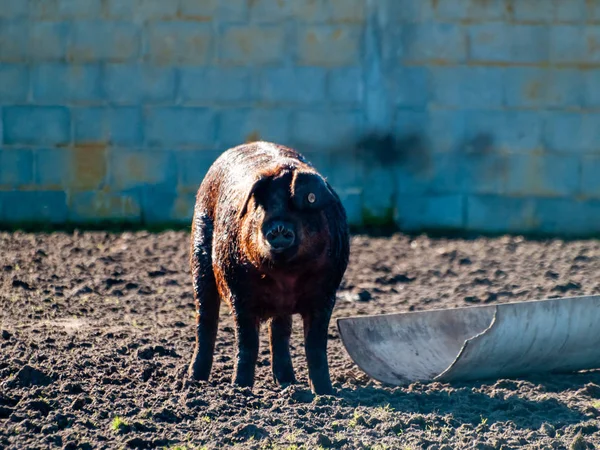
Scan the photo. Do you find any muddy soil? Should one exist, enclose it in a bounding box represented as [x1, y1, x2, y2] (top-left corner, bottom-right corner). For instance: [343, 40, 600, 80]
[1, 231, 600, 450]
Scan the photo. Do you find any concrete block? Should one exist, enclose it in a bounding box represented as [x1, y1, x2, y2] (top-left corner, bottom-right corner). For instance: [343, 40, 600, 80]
[396, 194, 465, 231]
[506, 68, 584, 108]
[469, 24, 548, 63]
[581, 156, 600, 198]
[395, 153, 462, 195]
[56, 0, 103, 19]
[534, 198, 600, 236]
[145, 107, 216, 147]
[141, 188, 198, 224]
[338, 190, 362, 226]
[34, 191, 69, 224]
[362, 165, 396, 219]
[169, 193, 196, 223]
[248, 0, 292, 23]
[0, 65, 29, 103]
[585, 27, 600, 63]
[176, 149, 222, 193]
[467, 196, 537, 234]
[395, 66, 430, 108]
[29, 0, 59, 19]
[146, 22, 212, 65]
[0, 22, 28, 62]
[0, 0, 28, 19]
[69, 22, 139, 62]
[109, 148, 177, 191]
[140, 187, 177, 224]
[586, 1, 600, 21]
[32, 64, 103, 104]
[555, 0, 587, 22]
[219, 0, 249, 22]
[402, 23, 467, 63]
[327, 151, 364, 190]
[140, 189, 198, 224]
[292, 0, 328, 22]
[180, 0, 248, 21]
[545, 112, 600, 153]
[395, 110, 429, 136]
[0, 148, 34, 188]
[384, 0, 436, 22]
[104, 0, 178, 20]
[104, 64, 176, 104]
[297, 25, 362, 66]
[179, 67, 252, 103]
[35, 147, 71, 189]
[3, 106, 70, 146]
[0, 191, 68, 224]
[460, 152, 507, 195]
[291, 0, 364, 23]
[330, 0, 365, 22]
[220, 25, 285, 65]
[431, 66, 504, 108]
[512, 0, 554, 22]
[30, 22, 69, 61]
[179, 0, 217, 20]
[291, 111, 363, 149]
[468, 23, 510, 62]
[327, 67, 362, 104]
[549, 25, 588, 63]
[219, 109, 290, 148]
[504, 68, 548, 108]
[436, 0, 508, 21]
[584, 70, 600, 108]
[460, 110, 504, 149]
[497, 111, 543, 152]
[73, 107, 143, 146]
[70, 190, 141, 222]
[510, 25, 550, 63]
[462, 110, 543, 152]
[427, 110, 466, 153]
[260, 67, 327, 104]
[36, 146, 107, 190]
[506, 154, 579, 197]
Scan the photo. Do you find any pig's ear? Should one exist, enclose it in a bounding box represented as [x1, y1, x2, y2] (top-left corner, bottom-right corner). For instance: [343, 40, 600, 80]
[239, 176, 269, 219]
[291, 172, 336, 210]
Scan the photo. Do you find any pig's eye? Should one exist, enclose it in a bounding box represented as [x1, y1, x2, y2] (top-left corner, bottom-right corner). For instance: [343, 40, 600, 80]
[307, 193, 316, 204]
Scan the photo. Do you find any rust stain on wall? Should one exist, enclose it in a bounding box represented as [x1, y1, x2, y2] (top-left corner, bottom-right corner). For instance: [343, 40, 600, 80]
[76, 192, 140, 219]
[245, 130, 261, 142]
[525, 81, 542, 100]
[172, 195, 193, 220]
[71, 143, 107, 191]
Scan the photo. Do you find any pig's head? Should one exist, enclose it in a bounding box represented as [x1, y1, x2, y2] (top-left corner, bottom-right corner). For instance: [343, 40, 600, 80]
[239, 168, 336, 267]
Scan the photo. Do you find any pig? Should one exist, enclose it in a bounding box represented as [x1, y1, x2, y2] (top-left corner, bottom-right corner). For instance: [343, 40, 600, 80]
[187, 141, 350, 395]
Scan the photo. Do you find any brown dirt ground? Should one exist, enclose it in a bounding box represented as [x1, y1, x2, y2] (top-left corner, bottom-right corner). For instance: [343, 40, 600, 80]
[1, 231, 600, 450]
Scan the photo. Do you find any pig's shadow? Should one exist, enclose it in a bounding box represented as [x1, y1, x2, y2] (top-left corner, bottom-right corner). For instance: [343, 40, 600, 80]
[336, 371, 600, 430]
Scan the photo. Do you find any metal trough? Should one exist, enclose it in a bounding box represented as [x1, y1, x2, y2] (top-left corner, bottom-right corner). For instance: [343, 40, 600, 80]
[336, 295, 600, 385]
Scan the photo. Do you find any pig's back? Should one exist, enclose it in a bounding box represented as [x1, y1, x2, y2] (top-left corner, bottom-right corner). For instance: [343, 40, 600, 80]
[194, 141, 310, 220]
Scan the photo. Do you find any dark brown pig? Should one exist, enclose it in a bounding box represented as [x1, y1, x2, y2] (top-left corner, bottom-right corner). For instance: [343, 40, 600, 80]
[187, 141, 350, 395]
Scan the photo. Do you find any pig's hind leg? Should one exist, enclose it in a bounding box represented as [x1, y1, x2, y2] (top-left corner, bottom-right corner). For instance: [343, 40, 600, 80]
[269, 315, 296, 386]
[188, 213, 220, 381]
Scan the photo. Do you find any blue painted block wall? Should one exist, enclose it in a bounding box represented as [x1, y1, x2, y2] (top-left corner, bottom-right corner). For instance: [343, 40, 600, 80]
[1, 0, 600, 236]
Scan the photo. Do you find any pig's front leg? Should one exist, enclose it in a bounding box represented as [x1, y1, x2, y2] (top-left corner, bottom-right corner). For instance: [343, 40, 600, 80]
[269, 315, 296, 386]
[302, 302, 334, 395]
[232, 301, 260, 388]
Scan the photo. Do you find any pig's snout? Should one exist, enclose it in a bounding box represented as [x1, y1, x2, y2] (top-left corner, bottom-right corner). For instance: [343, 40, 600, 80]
[264, 220, 296, 252]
